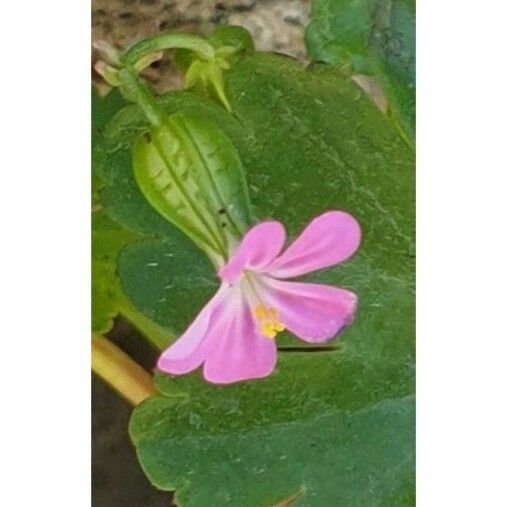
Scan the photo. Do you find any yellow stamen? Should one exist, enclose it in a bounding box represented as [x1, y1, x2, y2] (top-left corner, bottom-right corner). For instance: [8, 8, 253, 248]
[255, 305, 267, 320]
[255, 305, 285, 339]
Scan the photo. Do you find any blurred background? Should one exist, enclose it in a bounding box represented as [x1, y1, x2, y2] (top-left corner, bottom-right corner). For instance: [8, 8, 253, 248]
[92, 1, 309, 505]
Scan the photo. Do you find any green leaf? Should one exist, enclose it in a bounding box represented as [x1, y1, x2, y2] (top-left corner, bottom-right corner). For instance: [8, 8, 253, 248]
[305, 0, 415, 142]
[92, 88, 128, 136]
[91, 211, 140, 334]
[92, 89, 127, 206]
[118, 236, 218, 333]
[92, 208, 174, 348]
[132, 374, 414, 507]
[92, 89, 133, 333]
[127, 53, 414, 505]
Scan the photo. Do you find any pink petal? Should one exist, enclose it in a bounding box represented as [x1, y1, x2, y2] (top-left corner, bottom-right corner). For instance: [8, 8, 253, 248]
[219, 221, 286, 284]
[157, 284, 230, 375]
[265, 211, 361, 278]
[260, 277, 358, 343]
[203, 294, 277, 384]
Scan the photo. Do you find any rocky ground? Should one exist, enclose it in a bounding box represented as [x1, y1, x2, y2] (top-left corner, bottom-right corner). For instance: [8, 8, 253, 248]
[92, 322, 171, 506]
[92, 2, 309, 505]
[92, 0, 310, 93]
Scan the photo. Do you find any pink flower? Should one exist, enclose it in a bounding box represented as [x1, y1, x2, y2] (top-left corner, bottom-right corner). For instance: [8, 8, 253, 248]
[158, 211, 361, 384]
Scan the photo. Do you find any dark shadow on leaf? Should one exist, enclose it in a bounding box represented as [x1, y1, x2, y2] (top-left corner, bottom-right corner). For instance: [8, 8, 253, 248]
[277, 346, 337, 353]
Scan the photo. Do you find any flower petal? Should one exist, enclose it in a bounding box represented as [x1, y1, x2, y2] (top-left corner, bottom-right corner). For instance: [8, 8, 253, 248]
[260, 278, 357, 343]
[266, 211, 361, 278]
[203, 294, 277, 384]
[219, 221, 286, 284]
[157, 284, 231, 375]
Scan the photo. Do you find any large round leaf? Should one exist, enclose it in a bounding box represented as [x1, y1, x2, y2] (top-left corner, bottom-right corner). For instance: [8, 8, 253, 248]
[125, 53, 414, 506]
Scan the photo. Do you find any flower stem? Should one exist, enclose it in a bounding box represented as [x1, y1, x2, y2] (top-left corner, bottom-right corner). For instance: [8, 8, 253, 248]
[117, 295, 174, 351]
[123, 33, 215, 67]
[92, 335, 157, 406]
[115, 34, 216, 127]
[118, 66, 165, 127]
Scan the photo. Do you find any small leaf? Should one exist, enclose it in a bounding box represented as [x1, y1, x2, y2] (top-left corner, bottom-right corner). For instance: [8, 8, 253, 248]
[92, 89, 134, 334]
[91, 210, 141, 334]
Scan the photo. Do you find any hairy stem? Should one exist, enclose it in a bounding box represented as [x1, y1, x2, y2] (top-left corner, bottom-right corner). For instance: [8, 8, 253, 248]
[92, 335, 156, 406]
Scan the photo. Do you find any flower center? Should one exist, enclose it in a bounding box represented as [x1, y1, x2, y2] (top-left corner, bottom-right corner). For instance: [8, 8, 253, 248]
[254, 305, 285, 339]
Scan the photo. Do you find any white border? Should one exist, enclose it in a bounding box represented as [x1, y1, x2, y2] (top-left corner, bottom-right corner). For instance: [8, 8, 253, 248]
[1, 2, 90, 505]
[417, 1, 507, 505]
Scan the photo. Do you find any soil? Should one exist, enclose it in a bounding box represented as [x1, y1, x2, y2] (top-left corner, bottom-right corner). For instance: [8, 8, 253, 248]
[92, 322, 174, 506]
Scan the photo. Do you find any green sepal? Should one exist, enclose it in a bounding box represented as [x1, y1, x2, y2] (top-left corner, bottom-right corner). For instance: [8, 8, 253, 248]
[175, 26, 254, 74]
[184, 51, 233, 110]
[132, 111, 253, 265]
[176, 26, 254, 111]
